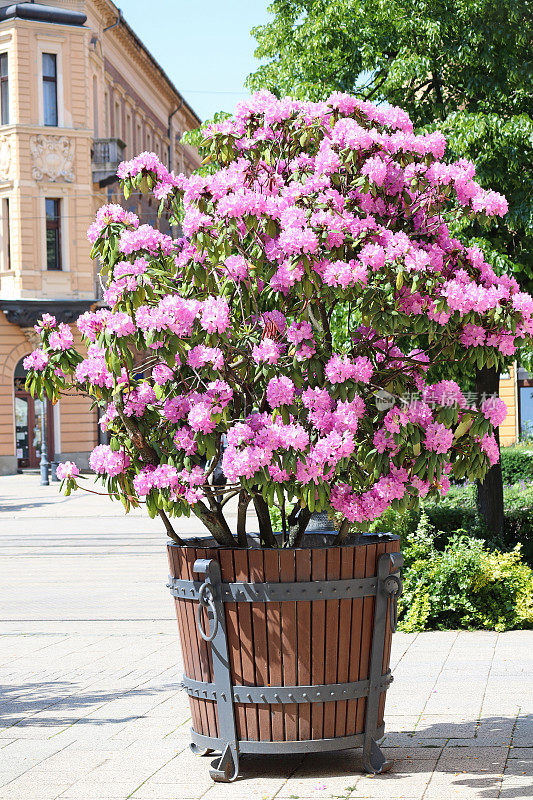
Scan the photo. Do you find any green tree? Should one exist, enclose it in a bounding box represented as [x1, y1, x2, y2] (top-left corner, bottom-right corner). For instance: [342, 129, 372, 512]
[248, 0, 533, 534]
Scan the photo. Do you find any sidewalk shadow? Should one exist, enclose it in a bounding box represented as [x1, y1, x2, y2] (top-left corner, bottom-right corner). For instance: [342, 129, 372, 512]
[2, 683, 531, 797]
[0, 498, 71, 514]
[0, 680, 177, 728]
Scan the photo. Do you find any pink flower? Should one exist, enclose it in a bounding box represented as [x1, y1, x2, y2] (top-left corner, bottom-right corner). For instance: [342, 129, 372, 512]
[325, 354, 374, 384]
[23, 350, 49, 371]
[174, 427, 198, 455]
[188, 402, 216, 434]
[480, 433, 500, 466]
[119, 225, 174, 256]
[56, 461, 79, 480]
[424, 422, 454, 454]
[152, 364, 174, 384]
[187, 345, 224, 370]
[461, 324, 486, 348]
[200, 297, 230, 334]
[48, 323, 74, 351]
[362, 155, 387, 186]
[481, 397, 507, 427]
[286, 321, 313, 344]
[34, 313, 57, 331]
[223, 255, 249, 281]
[266, 376, 295, 407]
[87, 204, 139, 243]
[89, 445, 130, 476]
[253, 338, 281, 364]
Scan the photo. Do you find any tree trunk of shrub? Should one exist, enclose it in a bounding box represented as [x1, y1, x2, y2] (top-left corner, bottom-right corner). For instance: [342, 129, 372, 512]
[475, 366, 504, 536]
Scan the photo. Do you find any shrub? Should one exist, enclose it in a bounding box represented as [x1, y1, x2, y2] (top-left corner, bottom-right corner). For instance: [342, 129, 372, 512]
[500, 446, 533, 484]
[399, 513, 533, 632]
[370, 480, 533, 565]
[24, 91, 532, 549]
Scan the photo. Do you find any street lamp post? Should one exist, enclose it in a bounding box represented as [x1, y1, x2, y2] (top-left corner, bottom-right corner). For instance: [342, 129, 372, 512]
[40, 396, 49, 486]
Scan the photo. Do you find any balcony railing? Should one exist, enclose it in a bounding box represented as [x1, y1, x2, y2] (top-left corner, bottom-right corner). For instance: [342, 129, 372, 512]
[92, 138, 126, 185]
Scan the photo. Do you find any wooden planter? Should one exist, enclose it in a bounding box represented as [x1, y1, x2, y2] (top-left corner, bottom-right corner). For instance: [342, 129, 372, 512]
[167, 533, 402, 782]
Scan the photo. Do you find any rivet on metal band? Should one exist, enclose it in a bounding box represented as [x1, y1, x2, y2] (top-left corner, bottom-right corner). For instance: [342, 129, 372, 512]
[167, 575, 379, 603]
[181, 672, 393, 704]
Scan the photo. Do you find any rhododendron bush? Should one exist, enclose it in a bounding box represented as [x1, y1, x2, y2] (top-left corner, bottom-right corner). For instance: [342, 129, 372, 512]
[25, 91, 533, 548]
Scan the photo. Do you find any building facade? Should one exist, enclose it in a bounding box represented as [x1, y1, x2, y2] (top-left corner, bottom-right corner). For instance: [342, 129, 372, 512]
[499, 364, 533, 446]
[0, 0, 200, 474]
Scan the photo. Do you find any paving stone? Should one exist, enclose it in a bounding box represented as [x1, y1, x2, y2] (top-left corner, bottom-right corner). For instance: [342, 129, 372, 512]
[348, 758, 434, 798]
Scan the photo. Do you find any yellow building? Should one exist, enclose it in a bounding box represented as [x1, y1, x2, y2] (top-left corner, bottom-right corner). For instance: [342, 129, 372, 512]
[499, 364, 533, 446]
[0, 0, 200, 474]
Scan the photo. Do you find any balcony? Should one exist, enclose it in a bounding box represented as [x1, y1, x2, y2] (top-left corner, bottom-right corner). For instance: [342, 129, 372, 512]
[92, 138, 126, 186]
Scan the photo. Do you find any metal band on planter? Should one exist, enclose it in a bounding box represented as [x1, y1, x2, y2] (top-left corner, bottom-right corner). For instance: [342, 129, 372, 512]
[167, 550, 403, 783]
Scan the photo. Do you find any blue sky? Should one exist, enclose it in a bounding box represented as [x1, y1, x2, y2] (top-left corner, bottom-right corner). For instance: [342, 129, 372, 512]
[119, 0, 271, 122]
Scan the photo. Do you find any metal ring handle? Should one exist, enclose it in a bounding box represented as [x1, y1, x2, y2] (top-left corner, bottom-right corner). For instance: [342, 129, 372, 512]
[196, 583, 219, 642]
[383, 573, 402, 634]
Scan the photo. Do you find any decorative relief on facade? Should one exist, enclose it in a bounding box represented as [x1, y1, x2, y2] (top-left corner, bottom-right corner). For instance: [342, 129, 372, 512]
[30, 135, 75, 182]
[0, 136, 11, 181]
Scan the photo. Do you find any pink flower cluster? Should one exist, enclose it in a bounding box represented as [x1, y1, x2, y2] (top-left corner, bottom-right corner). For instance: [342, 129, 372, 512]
[56, 461, 79, 480]
[23, 350, 49, 371]
[89, 445, 131, 476]
[133, 464, 206, 505]
[87, 204, 138, 244]
[325, 354, 374, 384]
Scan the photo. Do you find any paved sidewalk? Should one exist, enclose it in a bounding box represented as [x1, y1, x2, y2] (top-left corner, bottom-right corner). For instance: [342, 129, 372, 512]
[0, 475, 532, 799]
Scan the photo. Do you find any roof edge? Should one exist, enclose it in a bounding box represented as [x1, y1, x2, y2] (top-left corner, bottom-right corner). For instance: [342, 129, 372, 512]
[101, 1, 202, 126]
[0, 3, 87, 26]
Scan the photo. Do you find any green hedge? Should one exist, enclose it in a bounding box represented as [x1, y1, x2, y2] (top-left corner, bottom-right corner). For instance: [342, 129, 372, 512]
[399, 514, 533, 632]
[500, 446, 533, 484]
[370, 481, 533, 566]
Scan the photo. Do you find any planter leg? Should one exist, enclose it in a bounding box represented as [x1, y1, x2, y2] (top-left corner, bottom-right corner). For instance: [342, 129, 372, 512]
[362, 552, 403, 776]
[363, 737, 391, 774]
[194, 559, 240, 782]
[210, 743, 239, 782]
[189, 743, 213, 757]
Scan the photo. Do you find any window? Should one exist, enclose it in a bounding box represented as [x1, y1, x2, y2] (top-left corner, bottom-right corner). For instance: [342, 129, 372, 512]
[0, 53, 8, 124]
[42, 53, 58, 126]
[3, 198, 11, 269]
[45, 198, 61, 270]
[518, 368, 533, 439]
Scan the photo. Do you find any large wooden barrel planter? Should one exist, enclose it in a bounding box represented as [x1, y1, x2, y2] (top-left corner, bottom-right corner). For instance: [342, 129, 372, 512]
[167, 532, 402, 782]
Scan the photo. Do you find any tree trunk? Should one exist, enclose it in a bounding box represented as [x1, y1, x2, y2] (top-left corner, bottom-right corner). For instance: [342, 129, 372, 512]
[475, 366, 504, 536]
[253, 493, 277, 547]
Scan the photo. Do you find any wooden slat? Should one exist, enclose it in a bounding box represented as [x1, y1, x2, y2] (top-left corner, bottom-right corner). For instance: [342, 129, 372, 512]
[183, 548, 210, 737]
[279, 549, 298, 742]
[264, 549, 284, 741]
[335, 545, 355, 737]
[234, 549, 259, 741]
[170, 546, 202, 736]
[310, 547, 326, 739]
[323, 547, 341, 738]
[248, 549, 271, 742]
[295, 547, 312, 740]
